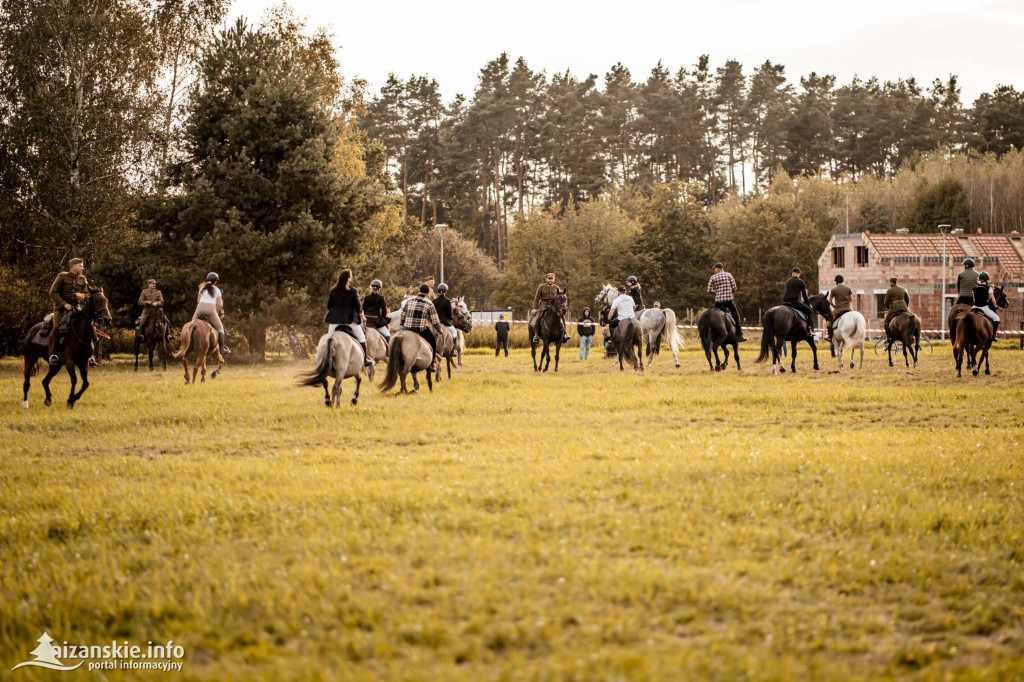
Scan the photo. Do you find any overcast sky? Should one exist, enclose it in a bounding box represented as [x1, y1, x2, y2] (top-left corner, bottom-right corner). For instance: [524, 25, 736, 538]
[228, 0, 1024, 104]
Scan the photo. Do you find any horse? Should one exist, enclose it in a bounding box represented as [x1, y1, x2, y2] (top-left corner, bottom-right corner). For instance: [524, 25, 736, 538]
[134, 307, 169, 371]
[21, 286, 112, 409]
[296, 331, 364, 406]
[614, 317, 645, 372]
[379, 330, 434, 394]
[531, 288, 569, 372]
[831, 311, 866, 370]
[174, 319, 224, 384]
[755, 293, 832, 375]
[453, 296, 472, 366]
[947, 286, 1008, 368]
[365, 327, 389, 381]
[884, 312, 921, 368]
[594, 284, 682, 367]
[953, 310, 995, 377]
[437, 303, 474, 381]
[697, 307, 740, 371]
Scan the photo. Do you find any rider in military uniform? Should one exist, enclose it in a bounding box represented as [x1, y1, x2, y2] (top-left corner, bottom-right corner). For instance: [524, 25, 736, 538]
[883, 276, 910, 331]
[825, 274, 853, 342]
[136, 279, 171, 342]
[48, 257, 89, 364]
[530, 273, 571, 344]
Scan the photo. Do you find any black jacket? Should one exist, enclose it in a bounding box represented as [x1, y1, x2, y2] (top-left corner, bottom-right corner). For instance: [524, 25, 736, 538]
[324, 286, 362, 325]
[628, 285, 644, 309]
[782, 276, 809, 304]
[495, 320, 510, 340]
[577, 314, 596, 336]
[434, 295, 453, 325]
[362, 292, 388, 321]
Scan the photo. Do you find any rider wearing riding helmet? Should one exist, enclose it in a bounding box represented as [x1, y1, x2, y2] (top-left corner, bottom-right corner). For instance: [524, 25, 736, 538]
[362, 279, 390, 341]
[325, 268, 373, 367]
[608, 284, 636, 340]
[626, 276, 644, 312]
[956, 258, 979, 306]
[433, 283, 458, 343]
[193, 272, 230, 354]
[972, 271, 1000, 336]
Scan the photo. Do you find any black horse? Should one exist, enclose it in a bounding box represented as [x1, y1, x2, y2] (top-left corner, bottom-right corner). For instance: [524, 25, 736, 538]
[756, 293, 832, 374]
[697, 307, 740, 371]
[885, 311, 921, 368]
[531, 289, 569, 372]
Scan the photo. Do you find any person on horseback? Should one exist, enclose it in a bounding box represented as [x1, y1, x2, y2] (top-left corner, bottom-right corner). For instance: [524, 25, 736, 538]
[136, 279, 171, 343]
[782, 267, 815, 342]
[882, 276, 910, 332]
[362, 279, 391, 341]
[608, 285, 636, 340]
[956, 258, 979, 306]
[826, 274, 853, 342]
[531, 273, 571, 344]
[423, 276, 437, 301]
[707, 263, 748, 342]
[193, 272, 230, 354]
[47, 257, 89, 364]
[433, 284, 458, 343]
[626, 276, 644, 312]
[325, 268, 373, 367]
[971, 272, 1001, 336]
[401, 284, 444, 371]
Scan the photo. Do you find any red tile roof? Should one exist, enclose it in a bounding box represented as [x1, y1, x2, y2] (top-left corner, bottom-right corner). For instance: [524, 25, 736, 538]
[972, 235, 1024, 273]
[865, 233, 967, 259]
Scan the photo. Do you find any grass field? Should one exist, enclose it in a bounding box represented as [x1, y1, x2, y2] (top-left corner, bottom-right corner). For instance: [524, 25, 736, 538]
[2, 341, 1023, 680]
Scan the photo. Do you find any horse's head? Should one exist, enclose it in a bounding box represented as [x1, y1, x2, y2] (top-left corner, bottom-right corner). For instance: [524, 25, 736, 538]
[809, 293, 833, 322]
[552, 290, 568, 318]
[994, 286, 1009, 310]
[595, 284, 614, 308]
[87, 286, 112, 325]
[452, 303, 474, 334]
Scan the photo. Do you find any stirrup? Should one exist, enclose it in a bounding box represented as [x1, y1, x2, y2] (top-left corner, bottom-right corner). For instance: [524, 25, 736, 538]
[221, 346, 231, 354]
[48, 354, 60, 364]
[532, 335, 539, 343]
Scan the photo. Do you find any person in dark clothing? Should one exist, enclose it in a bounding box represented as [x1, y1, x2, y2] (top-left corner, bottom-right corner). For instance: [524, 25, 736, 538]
[626, 276, 644, 311]
[956, 258, 979, 305]
[972, 271, 1000, 335]
[362, 279, 390, 341]
[433, 284, 458, 342]
[325, 268, 373, 366]
[495, 314, 510, 357]
[577, 306, 596, 359]
[782, 267, 815, 342]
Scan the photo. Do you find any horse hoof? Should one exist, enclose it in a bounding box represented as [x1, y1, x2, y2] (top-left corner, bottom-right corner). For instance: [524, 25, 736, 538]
[674, 363, 680, 368]
[409, 389, 417, 394]
[44, 397, 51, 406]
[351, 398, 358, 405]
[66, 402, 74, 410]
[211, 371, 219, 379]
[21, 400, 28, 409]
[985, 369, 991, 375]
[324, 400, 331, 407]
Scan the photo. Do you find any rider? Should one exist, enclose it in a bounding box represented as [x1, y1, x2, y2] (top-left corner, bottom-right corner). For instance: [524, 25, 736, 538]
[955, 258, 979, 306]
[423, 276, 437, 301]
[325, 268, 373, 367]
[707, 262, 748, 342]
[433, 283, 458, 343]
[626, 276, 644, 312]
[362, 279, 391, 342]
[47, 257, 89, 364]
[136, 278, 171, 343]
[971, 271, 1000, 336]
[401, 284, 444, 371]
[882, 276, 910, 333]
[782, 267, 815, 342]
[608, 284, 636, 340]
[193, 272, 230, 354]
[826, 274, 853, 342]
[530, 273, 571, 344]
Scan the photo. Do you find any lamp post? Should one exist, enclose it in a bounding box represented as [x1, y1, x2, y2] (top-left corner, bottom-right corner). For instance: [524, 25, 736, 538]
[938, 224, 950, 341]
[436, 223, 448, 285]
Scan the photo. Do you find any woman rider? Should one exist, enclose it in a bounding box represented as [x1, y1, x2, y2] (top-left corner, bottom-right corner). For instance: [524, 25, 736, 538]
[192, 272, 230, 354]
[325, 269, 374, 367]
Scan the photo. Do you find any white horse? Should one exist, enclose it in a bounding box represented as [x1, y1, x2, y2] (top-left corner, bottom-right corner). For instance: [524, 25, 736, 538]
[595, 284, 682, 367]
[831, 311, 866, 370]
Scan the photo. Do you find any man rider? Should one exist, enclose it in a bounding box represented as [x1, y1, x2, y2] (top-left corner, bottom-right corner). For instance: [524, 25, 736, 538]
[707, 263, 748, 342]
[433, 283, 458, 344]
[362, 279, 391, 341]
[401, 284, 444, 371]
[607, 284, 636, 340]
[883, 276, 910, 332]
[826, 274, 853, 342]
[956, 258, 979, 306]
[530, 273, 571, 344]
[782, 267, 815, 342]
[48, 257, 89, 364]
[137, 279, 172, 342]
[626, 276, 644, 312]
[423, 276, 437, 301]
[971, 271, 1000, 336]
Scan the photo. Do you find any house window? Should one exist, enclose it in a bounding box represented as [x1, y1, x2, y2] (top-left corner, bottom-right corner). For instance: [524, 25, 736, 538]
[855, 246, 869, 266]
[874, 294, 886, 317]
[831, 247, 845, 268]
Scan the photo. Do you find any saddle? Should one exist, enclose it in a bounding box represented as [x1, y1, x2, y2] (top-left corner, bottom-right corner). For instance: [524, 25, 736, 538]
[783, 302, 808, 322]
[886, 310, 910, 332]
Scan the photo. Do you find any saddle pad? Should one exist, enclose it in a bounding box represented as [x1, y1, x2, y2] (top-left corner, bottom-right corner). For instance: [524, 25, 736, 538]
[31, 327, 52, 346]
[783, 304, 808, 322]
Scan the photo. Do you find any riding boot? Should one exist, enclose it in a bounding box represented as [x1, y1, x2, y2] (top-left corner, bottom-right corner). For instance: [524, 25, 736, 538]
[360, 341, 374, 366]
[218, 331, 231, 354]
[561, 317, 571, 344]
[826, 320, 834, 342]
[49, 333, 65, 364]
[136, 319, 144, 341]
[531, 324, 539, 344]
[992, 320, 1000, 338]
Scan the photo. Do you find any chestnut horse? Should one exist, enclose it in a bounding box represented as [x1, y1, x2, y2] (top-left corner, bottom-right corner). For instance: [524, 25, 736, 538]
[174, 319, 224, 384]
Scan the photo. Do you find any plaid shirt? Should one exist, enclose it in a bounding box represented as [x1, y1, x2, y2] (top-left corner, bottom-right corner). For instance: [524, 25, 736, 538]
[707, 271, 737, 302]
[401, 294, 442, 332]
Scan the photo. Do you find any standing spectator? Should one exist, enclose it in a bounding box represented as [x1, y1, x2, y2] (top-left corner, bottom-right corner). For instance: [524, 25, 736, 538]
[495, 314, 510, 357]
[578, 307, 596, 359]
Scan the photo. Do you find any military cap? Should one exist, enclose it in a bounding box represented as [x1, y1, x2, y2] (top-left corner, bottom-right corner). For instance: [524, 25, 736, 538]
[546, 273, 555, 278]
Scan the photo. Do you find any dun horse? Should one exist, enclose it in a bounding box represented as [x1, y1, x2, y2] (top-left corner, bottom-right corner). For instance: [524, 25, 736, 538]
[697, 307, 740, 371]
[134, 308, 169, 371]
[756, 293, 832, 374]
[297, 331, 364, 405]
[531, 289, 569, 372]
[174, 319, 224, 384]
[379, 330, 434, 394]
[21, 287, 111, 409]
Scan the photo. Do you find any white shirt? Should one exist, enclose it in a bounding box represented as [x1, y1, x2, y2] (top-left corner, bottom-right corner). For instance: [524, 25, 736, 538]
[199, 285, 222, 305]
[610, 293, 636, 321]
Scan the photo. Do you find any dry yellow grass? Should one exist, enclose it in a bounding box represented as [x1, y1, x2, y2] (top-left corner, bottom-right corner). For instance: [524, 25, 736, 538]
[1, 344, 1023, 680]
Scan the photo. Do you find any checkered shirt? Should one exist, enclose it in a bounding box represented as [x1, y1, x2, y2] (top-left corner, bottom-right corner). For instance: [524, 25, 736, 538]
[400, 294, 441, 332]
[707, 271, 737, 302]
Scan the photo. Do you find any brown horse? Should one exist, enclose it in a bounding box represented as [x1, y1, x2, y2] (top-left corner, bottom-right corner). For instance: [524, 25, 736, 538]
[947, 286, 1008, 368]
[884, 312, 921, 368]
[531, 288, 569, 372]
[134, 307, 169, 372]
[756, 293, 832, 375]
[953, 311, 994, 377]
[697, 307, 740, 371]
[21, 287, 112, 409]
[174, 319, 224, 384]
[614, 317, 645, 372]
[379, 330, 434, 394]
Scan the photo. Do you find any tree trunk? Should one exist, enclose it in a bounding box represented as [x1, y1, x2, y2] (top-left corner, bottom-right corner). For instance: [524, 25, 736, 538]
[494, 160, 504, 270]
[247, 325, 267, 363]
[402, 163, 409, 224]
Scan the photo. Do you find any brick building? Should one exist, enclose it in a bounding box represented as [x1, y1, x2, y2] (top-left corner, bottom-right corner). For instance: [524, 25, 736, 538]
[817, 230, 1024, 335]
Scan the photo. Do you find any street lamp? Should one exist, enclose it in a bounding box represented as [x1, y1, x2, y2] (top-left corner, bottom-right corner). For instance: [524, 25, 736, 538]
[939, 224, 950, 341]
[436, 223, 448, 284]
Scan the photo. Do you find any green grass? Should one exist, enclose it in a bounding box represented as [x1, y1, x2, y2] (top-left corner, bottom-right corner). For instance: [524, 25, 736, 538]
[1, 343, 1023, 680]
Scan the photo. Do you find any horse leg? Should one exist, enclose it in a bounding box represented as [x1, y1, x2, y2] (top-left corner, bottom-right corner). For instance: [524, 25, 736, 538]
[887, 338, 894, 367]
[790, 341, 798, 373]
[425, 366, 433, 392]
[983, 344, 991, 376]
[71, 359, 90, 404]
[712, 345, 721, 371]
[532, 342, 539, 371]
[332, 376, 342, 406]
[835, 340, 844, 369]
[903, 339, 910, 368]
[399, 370, 408, 394]
[446, 354, 452, 379]
[636, 337, 643, 371]
[65, 363, 77, 409]
[134, 337, 140, 371]
[321, 379, 331, 406]
[809, 339, 819, 371]
[41, 360, 60, 406]
[704, 342, 714, 371]
[352, 374, 361, 405]
[732, 341, 741, 371]
[410, 370, 419, 394]
[721, 343, 730, 370]
[954, 343, 963, 377]
[543, 342, 551, 372]
[554, 341, 561, 372]
[22, 353, 35, 408]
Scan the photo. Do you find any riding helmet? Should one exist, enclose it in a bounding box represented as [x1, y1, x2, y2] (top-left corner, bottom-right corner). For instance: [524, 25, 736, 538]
[963, 258, 975, 267]
[206, 272, 219, 283]
[437, 283, 449, 292]
[627, 276, 638, 284]
[978, 271, 990, 281]
[371, 279, 383, 288]
[617, 285, 626, 292]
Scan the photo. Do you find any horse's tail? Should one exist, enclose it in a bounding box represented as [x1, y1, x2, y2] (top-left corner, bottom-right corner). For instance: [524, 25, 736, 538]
[296, 335, 333, 387]
[953, 313, 971, 355]
[173, 324, 192, 358]
[663, 308, 682, 350]
[378, 334, 405, 392]
[697, 311, 713, 351]
[756, 311, 775, 363]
